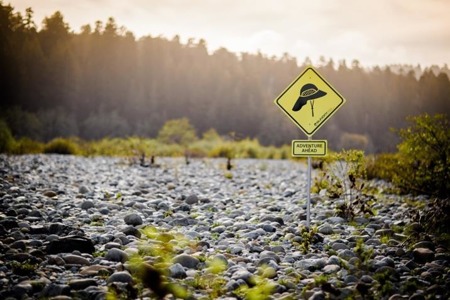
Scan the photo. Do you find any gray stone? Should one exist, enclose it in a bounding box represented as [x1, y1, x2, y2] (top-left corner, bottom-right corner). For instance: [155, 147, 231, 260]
[338, 249, 356, 260]
[262, 224, 276, 232]
[344, 275, 358, 284]
[43, 190, 58, 198]
[46, 236, 95, 254]
[412, 241, 435, 251]
[309, 291, 325, 300]
[169, 263, 187, 279]
[81, 200, 95, 210]
[225, 279, 240, 291]
[12, 283, 33, 298]
[79, 186, 90, 194]
[231, 269, 253, 284]
[63, 254, 90, 265]
[243, 228, 267, 239]
[41, 283, 70, 297]
[295, 258, 327, 271]
[413, 248, 434, 263]
[326, 216, 345, 224]
[173, 254, 200, 269]
[260, 250, 281, 263]
[185, 194, 199, 205]
[323, 264, 340, 274]
[68, 279, 97, 290]
[211, 226, 226, 233]
[107, 271, 134, 284]
[332, 242, 349, 251]
[105, 248, 128, 263]
[327, 255, 340, 265]
[318, 223, 334, 235]
[230, 246, 244, 255]
[360, 275, 374, 283]
[124, 213, 143, 226]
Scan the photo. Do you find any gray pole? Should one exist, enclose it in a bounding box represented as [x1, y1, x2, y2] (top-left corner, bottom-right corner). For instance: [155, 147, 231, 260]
[306, 136, 312, 228]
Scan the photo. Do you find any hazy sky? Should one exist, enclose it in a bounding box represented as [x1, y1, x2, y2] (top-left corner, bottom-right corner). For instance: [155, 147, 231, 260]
[8, 0, 450, 67]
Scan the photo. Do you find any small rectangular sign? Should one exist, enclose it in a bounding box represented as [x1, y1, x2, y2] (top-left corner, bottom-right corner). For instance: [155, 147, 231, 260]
[292, 140, 327, 157]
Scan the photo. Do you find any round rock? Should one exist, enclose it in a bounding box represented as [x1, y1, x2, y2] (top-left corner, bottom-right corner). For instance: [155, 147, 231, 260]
[107, 271, 134, 284]
[124, 213, 143, 226]
[173, 254, 200, 269]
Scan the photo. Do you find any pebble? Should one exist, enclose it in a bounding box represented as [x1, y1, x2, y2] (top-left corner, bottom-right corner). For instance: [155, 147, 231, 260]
[123, 213, 143, 226]
[173, 254, 200, 269]
[0, 155, 448, 300]
[413, 248, 435, 263]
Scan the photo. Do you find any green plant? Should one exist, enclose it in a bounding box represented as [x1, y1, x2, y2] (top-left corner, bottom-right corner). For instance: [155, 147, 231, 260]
[43, 137, 80, 155]
[163, 209, 174, 218]
[353, 239, 374, 272]
[373, 269, 395, 297]
[10, 260, 38, 276]
[314, 150, 375, 221]
[296, 225, 318, 254]
[126, 226, 192, 299]
[393, 113, 449, 197]
[235, 265, 277, 300]
[10, 137, 44, 154]
[158, 118, 198, 146]
[0, 119, 15, 153]
[365, 153, 399, 182]
[407, 197, 450, 248]
[224, 171, 233, 179]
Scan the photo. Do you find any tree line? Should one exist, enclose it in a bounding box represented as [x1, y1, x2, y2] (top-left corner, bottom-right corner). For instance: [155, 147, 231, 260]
[1, 2, 449, 153]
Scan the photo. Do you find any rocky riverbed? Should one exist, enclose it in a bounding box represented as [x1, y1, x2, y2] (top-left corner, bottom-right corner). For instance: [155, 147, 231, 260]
[0, 154, 449, 300]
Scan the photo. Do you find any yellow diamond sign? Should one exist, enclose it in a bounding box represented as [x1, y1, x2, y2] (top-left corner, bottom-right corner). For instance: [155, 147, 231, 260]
[274, 67, 345, 136]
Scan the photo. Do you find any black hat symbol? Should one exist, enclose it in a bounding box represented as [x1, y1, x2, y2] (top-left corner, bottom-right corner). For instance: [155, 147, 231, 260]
[292, 83, 327, 112]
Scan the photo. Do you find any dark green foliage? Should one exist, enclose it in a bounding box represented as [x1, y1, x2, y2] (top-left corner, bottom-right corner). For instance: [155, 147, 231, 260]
[298, 226, 318, 254]
[157, 118, 197, 145]
[313, 150, 376, 221]
[43, 138, 79, 155]
[394, 113, 449, 198]
[0, 119, 14, 153]
[11, 137, 44, 154]
[10, 260, 38, 276]
[408, 198, 450, 248]
[365, 153, 399, 182]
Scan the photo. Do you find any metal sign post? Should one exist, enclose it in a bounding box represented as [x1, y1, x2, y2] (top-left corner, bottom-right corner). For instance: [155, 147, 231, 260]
[306, 136, 312, 228]
[274, 66, 346, 229]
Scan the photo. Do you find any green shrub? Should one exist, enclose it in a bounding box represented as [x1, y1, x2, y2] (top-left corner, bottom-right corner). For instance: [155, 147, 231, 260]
[11, 137, 44, 154]
[394, 113, 449, 197]
[43, 138, 80, 155]
[365, 153, 399, 181]
[157, 118, 198, 146]
[0, 119, 15, 153]
[313, 150, 375, 221]
[209, 142, 234, 158]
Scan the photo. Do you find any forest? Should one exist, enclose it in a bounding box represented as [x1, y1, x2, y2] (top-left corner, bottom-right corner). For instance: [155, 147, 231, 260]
[1, 2, 449, 153]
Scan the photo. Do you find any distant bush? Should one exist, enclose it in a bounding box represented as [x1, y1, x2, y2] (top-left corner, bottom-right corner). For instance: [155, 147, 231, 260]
[11, 137, 44, 154]
[157, 118, 198, 145]
[394, 113, 449, 198]
[0, 119, 15, 153]
[209, 142, 234, 158]
[43, 138, 80, 155]
[365, 153, 399, 182]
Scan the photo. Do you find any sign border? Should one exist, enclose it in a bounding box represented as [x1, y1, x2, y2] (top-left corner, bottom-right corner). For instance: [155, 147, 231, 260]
[292, 140, 328, 157]
[274, 67, 345, 136]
